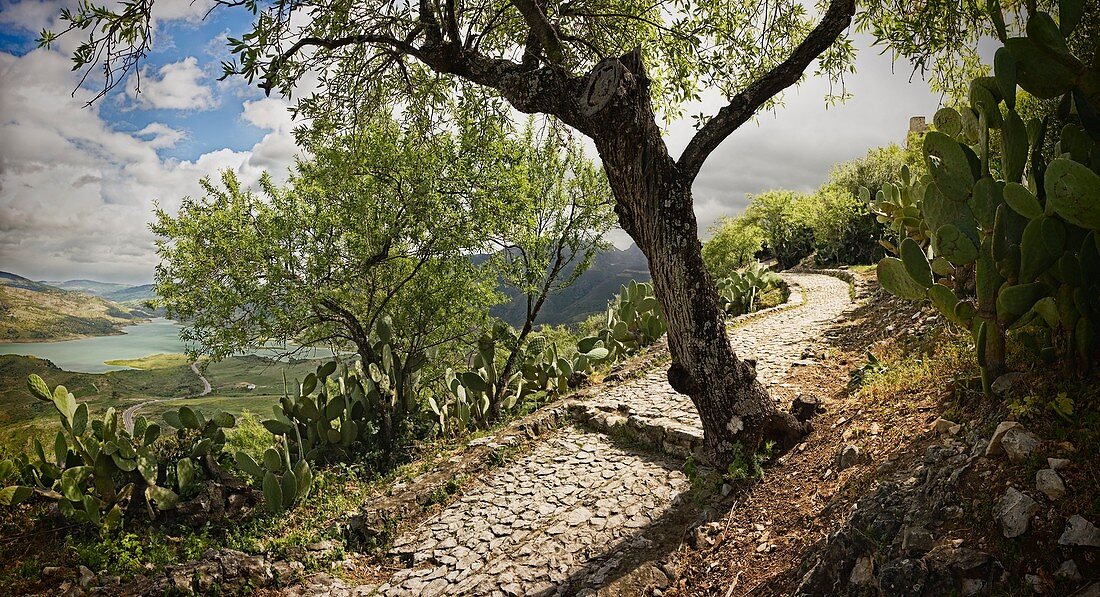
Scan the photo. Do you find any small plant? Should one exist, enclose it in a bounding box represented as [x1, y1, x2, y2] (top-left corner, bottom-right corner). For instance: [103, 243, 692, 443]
[725, 441, 775, 482]
[716, 262, 787, 316]
[849, 351, 889, 388]
[603, 280, 666, 357]
[1007, 392, 1075, 424]
[233, 435, 313, 514]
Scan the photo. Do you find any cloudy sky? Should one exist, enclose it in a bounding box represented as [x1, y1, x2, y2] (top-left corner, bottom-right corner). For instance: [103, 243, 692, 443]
[0, 0, 942, 285]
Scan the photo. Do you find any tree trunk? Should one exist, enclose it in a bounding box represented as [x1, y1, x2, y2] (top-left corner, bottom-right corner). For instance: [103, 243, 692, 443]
[586, 62, 806, 466]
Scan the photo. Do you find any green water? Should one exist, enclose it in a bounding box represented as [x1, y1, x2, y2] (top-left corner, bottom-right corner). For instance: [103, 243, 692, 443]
[0, 319, 347, 373]
[0, 318, 190, 373]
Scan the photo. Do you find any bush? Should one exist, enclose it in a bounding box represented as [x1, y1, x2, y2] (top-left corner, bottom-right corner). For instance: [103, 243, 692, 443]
[808, 188, 886, 266]
[702, 216, 765, 278]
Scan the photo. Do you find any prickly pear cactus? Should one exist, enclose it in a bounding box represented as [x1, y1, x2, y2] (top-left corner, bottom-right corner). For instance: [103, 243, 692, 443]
[0, 375, 237, 528]
[873, 6, 1100, 386]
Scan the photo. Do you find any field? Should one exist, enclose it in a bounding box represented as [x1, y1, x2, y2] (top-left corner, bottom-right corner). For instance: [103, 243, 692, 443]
[0, 353, 326, 454]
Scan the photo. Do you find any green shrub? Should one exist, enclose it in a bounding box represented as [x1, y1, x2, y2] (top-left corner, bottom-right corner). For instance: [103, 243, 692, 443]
[715, 262, 788, 316]
[702, 216, 765, 277]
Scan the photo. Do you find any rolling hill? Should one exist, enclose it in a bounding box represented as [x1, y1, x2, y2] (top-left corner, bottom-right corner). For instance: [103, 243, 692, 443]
[0, 271, 150, 342]
[43, 279, 132, 295]
[45, 278, 161, 314]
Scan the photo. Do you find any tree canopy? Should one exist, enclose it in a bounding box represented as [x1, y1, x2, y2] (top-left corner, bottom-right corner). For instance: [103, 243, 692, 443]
[151, 115, 498, 365]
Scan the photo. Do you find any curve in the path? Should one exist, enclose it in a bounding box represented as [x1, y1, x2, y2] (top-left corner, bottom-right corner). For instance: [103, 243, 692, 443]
[122, 361, 212, 432]
[304, 273, 853, 596]
[583, 272, 853, 440]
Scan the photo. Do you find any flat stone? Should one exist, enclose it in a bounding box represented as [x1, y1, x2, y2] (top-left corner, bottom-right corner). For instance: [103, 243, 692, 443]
[985, 421, 1021, 457]
[1048, 458, 1070, 470]
[1058, 515, 1100, 547]
[994, 488, 1039, 538]
[1035, 469, 1065, 500]
[932, 418, 958, 435]
[1000, 428, 1039, 463]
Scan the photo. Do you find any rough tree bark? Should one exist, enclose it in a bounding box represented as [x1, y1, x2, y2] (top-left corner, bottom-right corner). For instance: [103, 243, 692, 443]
[584, 53, 807, 464]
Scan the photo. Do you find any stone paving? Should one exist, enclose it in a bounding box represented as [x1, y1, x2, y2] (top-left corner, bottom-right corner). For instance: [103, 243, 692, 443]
[298, 272, 853, 596]
[381, 428, 689, 595]
[574, 272, 853, 459]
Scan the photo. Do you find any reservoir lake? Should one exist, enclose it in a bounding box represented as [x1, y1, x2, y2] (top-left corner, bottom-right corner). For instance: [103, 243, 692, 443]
[0, 319, 341, 373]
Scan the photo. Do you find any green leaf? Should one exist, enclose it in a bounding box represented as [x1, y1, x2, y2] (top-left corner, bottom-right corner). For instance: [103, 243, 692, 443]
[27, 374, 52, 402]
[146, 485, 179, 510]
[72, 403, 89, 436]
[0, 486, 34, 506]
[262, 472, 283, 513]
[52, 385, 77, 422]
[178, 406, 200, 430]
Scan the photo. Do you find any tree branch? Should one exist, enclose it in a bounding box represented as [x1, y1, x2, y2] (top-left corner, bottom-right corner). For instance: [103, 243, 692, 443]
[261, 32, 424, 95]
[510, 0, 565, 63]
[677, 0, 856, 182]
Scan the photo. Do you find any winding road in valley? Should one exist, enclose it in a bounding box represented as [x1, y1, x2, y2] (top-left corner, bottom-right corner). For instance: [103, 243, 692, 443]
[122, 361, 212, 432]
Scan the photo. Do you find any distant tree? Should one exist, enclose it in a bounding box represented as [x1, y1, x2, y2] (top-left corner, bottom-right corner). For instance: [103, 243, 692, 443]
[822, 144, 912, 199]
[741, 191, 818, 270]
[701, 217, 765, 278]
[810, 144, 911, 265]
[484, 120, 616, 417]
[152, 117, 499, 450]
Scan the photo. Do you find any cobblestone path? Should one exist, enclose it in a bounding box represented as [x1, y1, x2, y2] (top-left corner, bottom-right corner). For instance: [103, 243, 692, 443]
[318, 273, 853, 596]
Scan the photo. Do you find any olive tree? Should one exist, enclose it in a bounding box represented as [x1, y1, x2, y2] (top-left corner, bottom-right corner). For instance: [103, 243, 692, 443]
[152, 116, 499, 449]
[52, 0, 862, 463]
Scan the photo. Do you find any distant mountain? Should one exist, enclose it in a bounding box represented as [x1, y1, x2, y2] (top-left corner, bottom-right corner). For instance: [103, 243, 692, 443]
[0, 271, 149, 342]
[102, 284, 157, 305]
[42, 279, 160, 314]
[44, 279, 131, 296]
[490, 244, 651, 327]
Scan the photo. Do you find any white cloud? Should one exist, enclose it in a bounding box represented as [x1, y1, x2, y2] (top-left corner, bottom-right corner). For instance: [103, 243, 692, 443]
[0, 47, 302, 284]
[126, 56, 218, 111]
[134, 123, 187, 149]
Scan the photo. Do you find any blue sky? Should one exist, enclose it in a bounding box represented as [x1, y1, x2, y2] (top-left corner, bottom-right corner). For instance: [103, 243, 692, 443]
[0, 2, 267, 161]
[0, 0, 944, 285]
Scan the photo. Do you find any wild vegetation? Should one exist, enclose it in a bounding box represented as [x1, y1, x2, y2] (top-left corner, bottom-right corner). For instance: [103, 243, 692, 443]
[874, 11, 1100, 388]
[1, 0, 1097, 594]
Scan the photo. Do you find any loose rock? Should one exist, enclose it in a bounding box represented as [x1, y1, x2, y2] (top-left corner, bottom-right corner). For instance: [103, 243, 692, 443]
[1035, 469, 1065, 501]
[990, 373, 1023, 396]
[837, 445, 864, 470]
[849, 556, 875, 587]
[1047, 458, 1070, 470]
[1058, 515, 1100, 547]
[985, 422, 1021, 456]
[1000, 428, 1039, 463]
[993, 488, 1039, 538]
[932, 418, 958, 435]
[1055, 559, 1081, 581]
